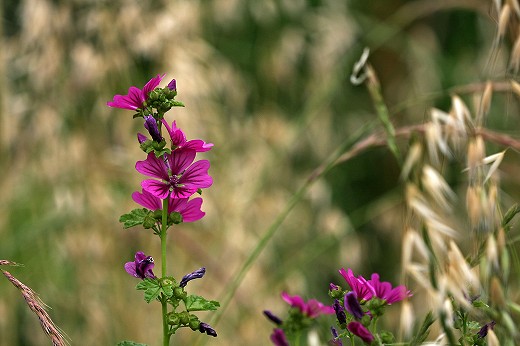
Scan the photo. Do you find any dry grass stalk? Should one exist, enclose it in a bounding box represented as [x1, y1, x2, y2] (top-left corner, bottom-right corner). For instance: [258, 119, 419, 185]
[0, 260, 20, 266]
[1, 270, 67, 346]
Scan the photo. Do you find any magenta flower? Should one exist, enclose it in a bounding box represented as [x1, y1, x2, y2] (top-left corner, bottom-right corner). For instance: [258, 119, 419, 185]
[347, 321, 374, 344]
[132, 189, 205, 222]
[107, 74, 165, 110]
[281, 292, 335, 318]
[367, 273, 412, 304]
[124, 251, 156, 279]
[270, 328, 289, 346]
[339, 268, 375, 301]
[162, 119, 213, 152]
[136, 150, 213, 199]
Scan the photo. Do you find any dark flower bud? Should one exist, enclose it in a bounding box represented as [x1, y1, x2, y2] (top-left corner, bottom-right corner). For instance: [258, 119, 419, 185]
[330, 326, 343, 346]
[333, 299, 347, 325]
[144, 115, 163, 143]
[477, 321, 496, 338]
[180, 267, 206, 288]
[199, 322, 217, 337]
[263, 310, 283, 326]
[167, 79, 177, 92]
[344, 291, 364, 320]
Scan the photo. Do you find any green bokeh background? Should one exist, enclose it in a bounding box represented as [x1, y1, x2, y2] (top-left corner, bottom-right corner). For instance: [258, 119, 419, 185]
[1, 0, 519, 345]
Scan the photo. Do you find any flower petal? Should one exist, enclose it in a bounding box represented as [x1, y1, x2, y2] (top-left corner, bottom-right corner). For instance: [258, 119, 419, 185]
[132, 190, 162, 210]
[142, 179, 171, 200]
[168, 149, 196, 174]
[180, 160, 213, 189]
[136, 153, 169, 180]
[142, 74, 165, 98]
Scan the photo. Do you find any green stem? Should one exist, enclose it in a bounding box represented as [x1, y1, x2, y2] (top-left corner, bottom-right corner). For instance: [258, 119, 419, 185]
[161, 197, 170, 346]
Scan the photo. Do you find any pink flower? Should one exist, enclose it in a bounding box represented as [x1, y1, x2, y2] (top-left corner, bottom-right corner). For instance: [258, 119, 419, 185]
[270, 328, 289, 346]
[347, 321, 374, 344]
[339, 268, 375, 301]
[132, 189, 205, 222]
[367, 273, 412, 304]
[124, 251, 156, 279]
[162, 119, 213, 152]
[281, 292, 335, 318]
[107, 74, 165, 110]
[135, 150, 213, 199]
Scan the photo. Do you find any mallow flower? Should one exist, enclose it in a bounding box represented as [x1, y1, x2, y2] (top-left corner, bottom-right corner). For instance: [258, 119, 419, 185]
[132, 189, 205, 222]
[162, 119, 213, 152]
[136, 150, 212, 199]
[107, 74, 165, 111]
[339, 268, 375, 301]
[367, 273, 412, 304]
[124, 251, 156, 279]
[281, 292, 334, 318]
[347, 321, 374, 344]
[270, 328, 289, 346]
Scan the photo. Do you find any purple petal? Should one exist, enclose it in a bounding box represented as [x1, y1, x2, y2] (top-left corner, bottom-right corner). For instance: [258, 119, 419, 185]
[142, 179, 171, 200]
[344, 291, 364, 319]
[199, 322, 217, 337]
[263, 310, 283, 326]
[270, 329, 289, 346]
[169, 197, 205, 222]
[142, 74, 165, 98]
[180, 160, 213, 189]
[184, 139, 214, 152]
[179, 267, 206, 287]
[168, 149, 196, 174]
[167, 79, 177, 91]
[137, 133, 148, 144]
[124, 262, 138, 277]
[132, 190, 162, 210]
[136, 153, 169, 180]
[144, 115, 163, 142]
[347, 322, 374, 344]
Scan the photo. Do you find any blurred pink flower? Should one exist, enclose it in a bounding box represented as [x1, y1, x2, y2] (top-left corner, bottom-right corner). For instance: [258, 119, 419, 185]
[281, 292, 334, 318]
[136, 150, 212, 199]
[270, 328, 289, 346]
[347, 321, 374, 344]
[367, 273, 412, 304]
[132, 189, 205, 222]
[107, 74, 165, 110]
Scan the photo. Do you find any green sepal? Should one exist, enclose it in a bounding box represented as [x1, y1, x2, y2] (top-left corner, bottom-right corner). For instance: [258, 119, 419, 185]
[139, 139, 171, 158]
[119, 209, 154, 229]
[184, 295, 220, 312]
[117, 341, 148, 346]
[169, 211, 183, 225]
[170, 100, 185, 107]
[136, 278, 162, 303]
[159, 277, 177, 299]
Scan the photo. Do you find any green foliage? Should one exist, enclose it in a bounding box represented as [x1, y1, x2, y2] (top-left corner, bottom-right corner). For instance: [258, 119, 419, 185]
[119, 209, 155, 229]
[116, 341, 148, 346]
[185, 295, 220, 312]
[136, 278, 162, 303]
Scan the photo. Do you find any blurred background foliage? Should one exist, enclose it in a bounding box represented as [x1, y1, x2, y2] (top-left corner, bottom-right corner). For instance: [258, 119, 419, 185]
[1, 0, 519, 345]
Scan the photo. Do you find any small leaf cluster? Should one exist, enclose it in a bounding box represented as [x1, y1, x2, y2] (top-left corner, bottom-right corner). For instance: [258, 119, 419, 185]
[119, 209, 184, 234]
[136, 277, 219, 336]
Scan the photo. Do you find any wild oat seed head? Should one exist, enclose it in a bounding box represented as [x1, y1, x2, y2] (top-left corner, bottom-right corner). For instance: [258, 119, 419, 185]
[489, 276, 506, 308]
[499, 4, 512, 38]
[487, 329, 500, 346]
[467, 136, 485, 174]
[421, 165, 456, 209]
[401, 142, 422, 180]
[399, 300, 414, 338]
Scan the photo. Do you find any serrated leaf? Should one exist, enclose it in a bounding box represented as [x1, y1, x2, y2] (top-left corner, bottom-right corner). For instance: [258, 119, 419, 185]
[119, 209, 150, 229]
[117, 341, 148, 346]
[136, 278, 161, 303]
[185, 295, 220, 312]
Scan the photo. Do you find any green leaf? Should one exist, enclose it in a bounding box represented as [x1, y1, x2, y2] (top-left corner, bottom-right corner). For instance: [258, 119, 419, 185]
[185, 295, 220, 312]
[117, 341, 148, 346]
[136, 278, 161, 303]
[119, 209, 150, 229]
